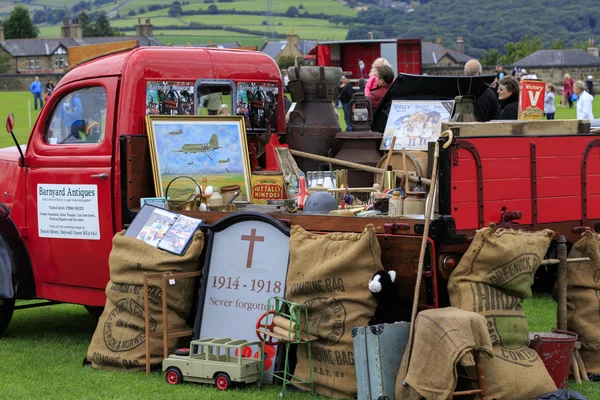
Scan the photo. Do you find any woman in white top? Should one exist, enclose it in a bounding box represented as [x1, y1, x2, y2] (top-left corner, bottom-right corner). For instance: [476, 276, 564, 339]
[574, 80, 594, 120]
[544, 83, 556, 120]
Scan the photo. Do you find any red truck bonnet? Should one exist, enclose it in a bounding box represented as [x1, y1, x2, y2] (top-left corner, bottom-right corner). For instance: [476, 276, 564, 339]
[0, 145, 25, 162]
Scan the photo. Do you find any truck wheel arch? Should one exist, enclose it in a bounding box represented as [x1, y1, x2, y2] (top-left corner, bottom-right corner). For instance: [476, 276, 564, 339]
[0, 215, 35, 299]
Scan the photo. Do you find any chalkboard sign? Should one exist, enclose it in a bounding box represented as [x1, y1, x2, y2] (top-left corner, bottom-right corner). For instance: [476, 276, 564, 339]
[193, 212, 290, 379]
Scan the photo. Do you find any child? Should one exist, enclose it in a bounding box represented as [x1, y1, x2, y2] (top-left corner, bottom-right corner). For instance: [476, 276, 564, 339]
[544, 83, 556, 120]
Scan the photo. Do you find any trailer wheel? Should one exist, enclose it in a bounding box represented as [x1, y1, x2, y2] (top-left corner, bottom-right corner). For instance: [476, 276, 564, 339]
[215, 373, 231, 390]
[165, 367, 183, 385]
[0, 297, 15, 336]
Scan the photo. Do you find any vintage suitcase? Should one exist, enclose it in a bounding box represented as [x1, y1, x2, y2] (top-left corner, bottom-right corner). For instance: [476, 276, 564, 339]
[352, 322, 410, 400]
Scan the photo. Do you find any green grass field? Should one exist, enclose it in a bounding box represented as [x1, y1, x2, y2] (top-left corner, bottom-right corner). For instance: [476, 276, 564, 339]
[0, 294, 596, 399]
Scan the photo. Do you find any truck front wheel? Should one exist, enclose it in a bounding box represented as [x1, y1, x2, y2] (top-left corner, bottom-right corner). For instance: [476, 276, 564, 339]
[0, 297, 15, 336]
[165, 367, 183, 385]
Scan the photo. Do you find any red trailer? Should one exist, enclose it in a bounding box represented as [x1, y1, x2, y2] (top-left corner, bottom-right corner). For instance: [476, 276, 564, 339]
[303, 39, 422, 79]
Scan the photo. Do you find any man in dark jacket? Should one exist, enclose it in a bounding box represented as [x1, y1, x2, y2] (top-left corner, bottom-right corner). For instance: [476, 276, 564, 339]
[339, 75, 354, 131]
[464, 60, 501, 121]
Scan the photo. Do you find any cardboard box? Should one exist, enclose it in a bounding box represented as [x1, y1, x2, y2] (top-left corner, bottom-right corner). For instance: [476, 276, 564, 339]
[518, 80, 546, 120]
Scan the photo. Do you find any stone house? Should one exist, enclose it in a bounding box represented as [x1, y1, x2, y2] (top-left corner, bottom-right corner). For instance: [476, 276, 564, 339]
[0, 18, 162, 75]
[421, 37, 474, 67]
[513, 43, 600, 86]
[260, 34, 317, 64]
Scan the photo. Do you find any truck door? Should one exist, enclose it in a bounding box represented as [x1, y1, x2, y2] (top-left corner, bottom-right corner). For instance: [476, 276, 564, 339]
[24, 78, 117, 302]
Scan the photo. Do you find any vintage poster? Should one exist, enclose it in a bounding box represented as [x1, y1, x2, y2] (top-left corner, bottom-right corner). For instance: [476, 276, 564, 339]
[380, 100, 454, 151]
[236, 82, 278, 133]
[146, 81, 194, 116]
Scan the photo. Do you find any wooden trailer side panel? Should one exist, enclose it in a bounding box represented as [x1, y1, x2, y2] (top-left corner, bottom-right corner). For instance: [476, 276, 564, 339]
[452, 136, 600, 231]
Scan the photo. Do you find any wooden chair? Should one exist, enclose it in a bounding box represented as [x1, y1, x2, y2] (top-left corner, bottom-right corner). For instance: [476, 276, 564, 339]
[450, 349, 488, 400]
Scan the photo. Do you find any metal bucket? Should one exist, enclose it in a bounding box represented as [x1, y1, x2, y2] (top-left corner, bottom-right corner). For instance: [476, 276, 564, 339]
[529, 329, 578, 389]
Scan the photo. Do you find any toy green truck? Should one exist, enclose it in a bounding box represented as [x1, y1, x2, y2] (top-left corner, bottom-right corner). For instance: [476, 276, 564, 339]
[163, 337, 263, 390]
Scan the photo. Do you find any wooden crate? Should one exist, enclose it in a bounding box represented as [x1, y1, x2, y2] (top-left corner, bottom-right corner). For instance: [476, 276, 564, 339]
[442, 120, 591, 137]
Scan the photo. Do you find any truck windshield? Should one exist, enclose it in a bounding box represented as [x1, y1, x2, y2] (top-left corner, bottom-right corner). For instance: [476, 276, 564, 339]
[46, 86, 107, 145]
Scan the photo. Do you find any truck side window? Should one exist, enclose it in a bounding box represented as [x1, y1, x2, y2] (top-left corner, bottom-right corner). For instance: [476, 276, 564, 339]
[45, 87, 107, 145]
[197, 85, 232, 116]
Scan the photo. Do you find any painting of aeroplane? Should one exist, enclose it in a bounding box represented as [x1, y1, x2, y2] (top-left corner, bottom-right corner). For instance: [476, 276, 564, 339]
[173, 134, 220, 153]
[146, 115, 252, 202]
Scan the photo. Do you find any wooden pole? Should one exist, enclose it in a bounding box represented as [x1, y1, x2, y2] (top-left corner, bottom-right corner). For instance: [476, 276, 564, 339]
[289, 149, 431, 185]
[402, 138, 441, 382]
[379, 136, 396, 190]
[557, 236, 568, 331]
[402, 148, 410, 194]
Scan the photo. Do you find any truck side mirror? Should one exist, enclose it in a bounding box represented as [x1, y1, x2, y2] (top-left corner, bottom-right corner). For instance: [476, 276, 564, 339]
[5, 113, 14, 134]
[5, 113, 25, 167]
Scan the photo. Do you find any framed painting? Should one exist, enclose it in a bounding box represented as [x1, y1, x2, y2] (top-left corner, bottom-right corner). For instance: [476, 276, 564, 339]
[145, 115, 252, 203]
[380, 100, 454, 151]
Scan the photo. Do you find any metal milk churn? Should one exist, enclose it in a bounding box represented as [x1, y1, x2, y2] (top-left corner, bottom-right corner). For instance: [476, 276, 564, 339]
[286, 65, 342, 172]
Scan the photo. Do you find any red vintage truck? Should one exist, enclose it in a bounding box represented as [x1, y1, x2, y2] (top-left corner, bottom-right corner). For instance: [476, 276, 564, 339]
[0, 45, 598, 337]
[302, 39, 422, 78]
[0, 46, 286, 335]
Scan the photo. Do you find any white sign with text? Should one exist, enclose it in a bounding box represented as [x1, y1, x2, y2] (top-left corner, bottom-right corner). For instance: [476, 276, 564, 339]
[37, 184, 100, 240]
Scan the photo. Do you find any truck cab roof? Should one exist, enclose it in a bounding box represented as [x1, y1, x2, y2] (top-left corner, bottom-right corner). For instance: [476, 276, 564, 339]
[61, 46, 282, 86]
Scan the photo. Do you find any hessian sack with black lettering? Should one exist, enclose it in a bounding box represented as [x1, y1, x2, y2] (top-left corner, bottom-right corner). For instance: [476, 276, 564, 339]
[566, 231, 600, 373]
[286, 225, 382, 398]
[447, 224, 556, 399]
[86, 230, 203, 371]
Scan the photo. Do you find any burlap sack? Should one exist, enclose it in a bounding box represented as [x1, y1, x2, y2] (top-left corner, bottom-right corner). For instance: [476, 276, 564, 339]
[448, 224, 556, 399]
[566, 231, 600, 373]
[286, 225, 381, 399]
[87, 230, 204, 371]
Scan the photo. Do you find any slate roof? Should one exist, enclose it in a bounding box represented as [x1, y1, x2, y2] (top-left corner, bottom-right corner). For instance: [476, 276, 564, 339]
[260, 39, 318, 60]
[514, 49, 600, 67]
[421, 42, 474, 65]
[1, 36, 163, 57]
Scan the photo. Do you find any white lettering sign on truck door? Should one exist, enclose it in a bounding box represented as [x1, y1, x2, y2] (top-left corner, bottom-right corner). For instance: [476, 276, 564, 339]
[37, 184, 100, 240]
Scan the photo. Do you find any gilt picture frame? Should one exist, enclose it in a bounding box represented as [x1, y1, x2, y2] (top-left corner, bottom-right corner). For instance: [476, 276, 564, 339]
[145, 115, 252, 203]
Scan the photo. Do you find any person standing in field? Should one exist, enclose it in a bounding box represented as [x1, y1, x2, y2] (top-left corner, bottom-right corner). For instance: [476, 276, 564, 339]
[574, 80, 594, 120]
[30, 76, 43, 110]
[562, 73, 575, 108]
[544, 83, 556, 120]
[338, 75, 354, 131]
[358, 58, 365, 79]
[45, 79, 55, 103]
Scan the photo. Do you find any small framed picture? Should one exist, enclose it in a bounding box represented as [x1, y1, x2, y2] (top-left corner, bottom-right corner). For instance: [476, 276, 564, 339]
[140, 197, 167, 209]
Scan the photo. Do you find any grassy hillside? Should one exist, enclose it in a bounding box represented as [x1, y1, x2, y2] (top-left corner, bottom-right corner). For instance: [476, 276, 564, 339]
[351, 0, 600, 58]
[1, 0, 354, 46]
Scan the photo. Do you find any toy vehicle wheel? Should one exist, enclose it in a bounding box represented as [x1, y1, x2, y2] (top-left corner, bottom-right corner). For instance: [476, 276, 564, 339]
[0, 297, 15, 336]
[215, 373, 231, 390]
[165, 367, 183, 385]
[174, 348, 190, 356]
